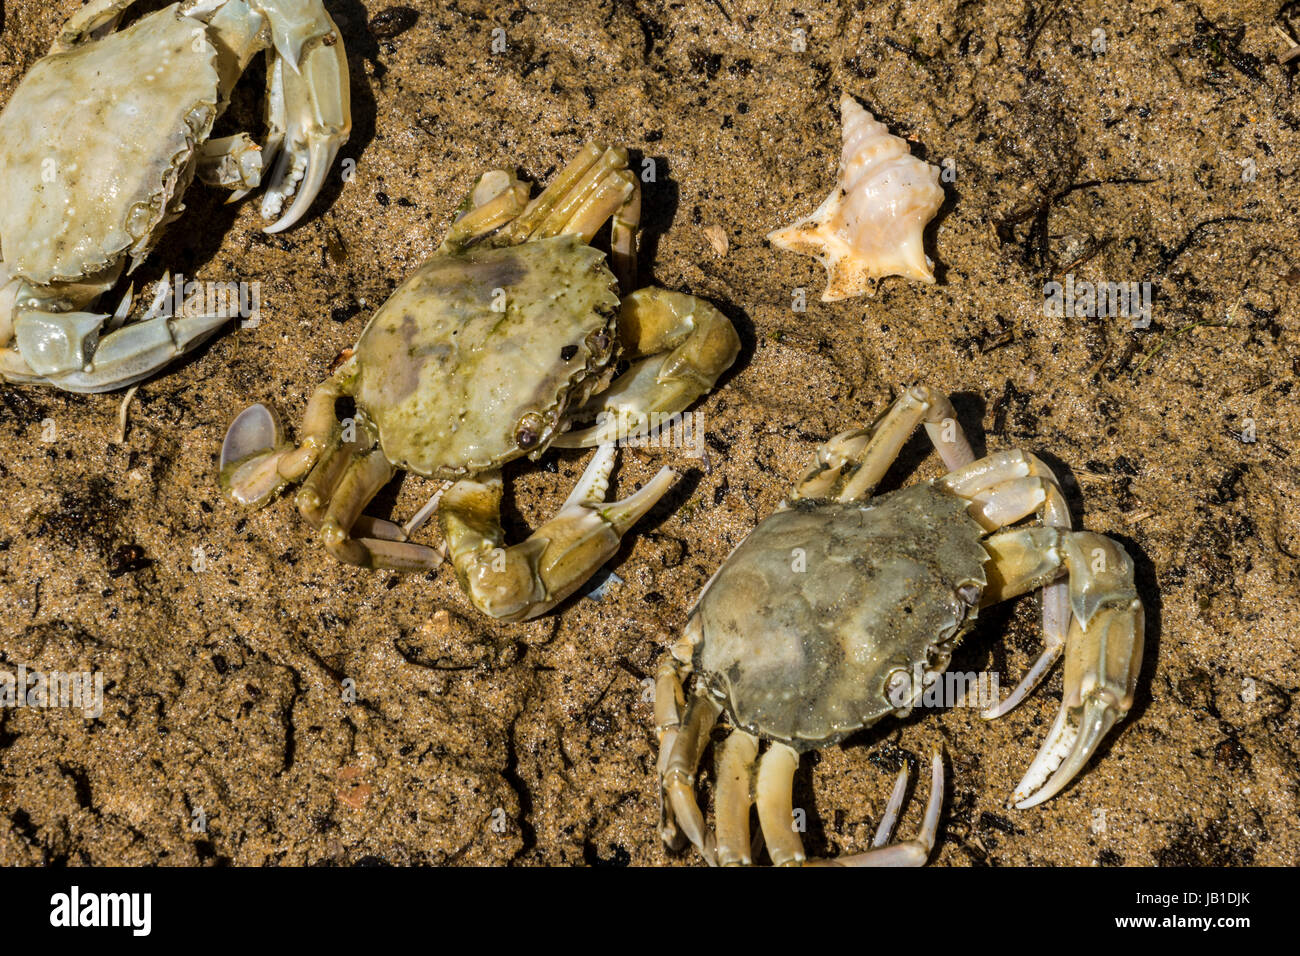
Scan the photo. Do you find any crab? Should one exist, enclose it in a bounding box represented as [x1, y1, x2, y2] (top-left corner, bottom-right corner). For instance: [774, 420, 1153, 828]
[0, 0, 350, 392]
[220, 142, 741, 621]
[655, 385, 1145, 866]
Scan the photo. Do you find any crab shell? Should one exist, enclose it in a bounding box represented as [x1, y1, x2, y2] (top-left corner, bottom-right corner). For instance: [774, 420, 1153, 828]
[0, 7, 220, 286]
[347, 235, 621, 479]
[690, 481, 989, 751]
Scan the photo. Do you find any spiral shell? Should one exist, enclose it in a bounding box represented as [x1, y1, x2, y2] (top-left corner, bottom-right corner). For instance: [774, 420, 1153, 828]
[768, 95, 945, 302]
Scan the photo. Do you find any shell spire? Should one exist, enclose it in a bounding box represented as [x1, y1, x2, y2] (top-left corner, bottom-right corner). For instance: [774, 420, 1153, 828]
[767, 94, 945, 302]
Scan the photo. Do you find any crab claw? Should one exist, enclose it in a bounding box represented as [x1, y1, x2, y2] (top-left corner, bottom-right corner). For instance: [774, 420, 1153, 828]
[1011, 533, 1144, 809]
[440, 446, 678, 621]
[552, 289, 740, 448]
[261, 19, 351, 233]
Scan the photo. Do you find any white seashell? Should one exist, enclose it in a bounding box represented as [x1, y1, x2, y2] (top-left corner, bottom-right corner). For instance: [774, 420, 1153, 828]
[767, 94, 945, 301]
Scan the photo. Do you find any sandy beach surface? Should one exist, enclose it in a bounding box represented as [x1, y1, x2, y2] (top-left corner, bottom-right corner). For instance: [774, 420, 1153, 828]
[0, 0, 1296, 865]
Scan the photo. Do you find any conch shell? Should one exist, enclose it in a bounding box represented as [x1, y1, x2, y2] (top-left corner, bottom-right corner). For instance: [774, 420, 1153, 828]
[768, 95, 945, 301]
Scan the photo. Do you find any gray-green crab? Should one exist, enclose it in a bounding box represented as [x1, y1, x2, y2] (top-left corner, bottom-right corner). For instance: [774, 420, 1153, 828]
[0, 0, 350, 392]
[221, 142, 741, 621]
[657, 386, 1145, 865]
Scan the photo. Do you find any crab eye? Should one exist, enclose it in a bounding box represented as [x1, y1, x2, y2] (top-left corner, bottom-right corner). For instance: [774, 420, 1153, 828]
[515, 412, 545, 449]
[560, 345, 578, 361]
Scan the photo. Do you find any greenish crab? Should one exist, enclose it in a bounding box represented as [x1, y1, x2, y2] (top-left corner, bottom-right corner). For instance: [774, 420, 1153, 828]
[656, 386, 1145, 865]
[221, 142, 741, 621]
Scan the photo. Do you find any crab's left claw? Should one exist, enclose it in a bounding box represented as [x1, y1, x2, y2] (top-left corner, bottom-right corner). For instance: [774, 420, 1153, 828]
[1011, 533, 1144, 809]
[260, 15, 350, 233]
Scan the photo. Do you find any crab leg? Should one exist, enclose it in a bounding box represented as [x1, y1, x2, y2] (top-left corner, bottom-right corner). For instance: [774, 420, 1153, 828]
[551, 288, 741, 448]
[318, 448, 393, 558]
[940, 450, 1070, 527]
[790, 385, 975, 503]
[545, 169, 638, 243]
[505, 142, 607, 242]
[284, 412, 443, 570]
[4, 264, 142, 389]
[609, 176, 642, 292]
[228, 51, 287, 209]
[544, 169, 641, 291]
[979, 526, 1142, 806]
[872, 763, 912, 846]
[662, 689, 722, 865]
[5, 303, 231, 394]
[439, 445, 676, 621]
[311, 474, 439, 550]
[221, 378, 440, 566]
[939, 450, 1073, 718]
[189, 0, 349, 229]
[441, 170, 531, 252]
[525, 146, 629, 240]
[295, 420, 368, 527]
[755, 743, 805, 866]
[501, 143, 642, 289]
[654, 659, 689, 852]
[806, 750, 945, 867]
[714, 730, 759, 866]
[981, 527, 1067, 601]
[197, 133, 263, 189]
[220, 363, 355, 507]
[310, 449, 442, 570]
[205, 0, 267, 94]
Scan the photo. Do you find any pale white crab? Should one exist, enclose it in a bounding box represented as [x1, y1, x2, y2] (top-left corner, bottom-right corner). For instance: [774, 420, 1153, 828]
[0, 0, 350, 392]
[657, 386, 1145, 865]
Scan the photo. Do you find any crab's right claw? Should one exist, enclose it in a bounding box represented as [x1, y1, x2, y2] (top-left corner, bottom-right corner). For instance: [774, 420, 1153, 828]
[1011, 534, 1144, 809]
[221, 403, 294, 507]
[261, 17, 351, 233]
